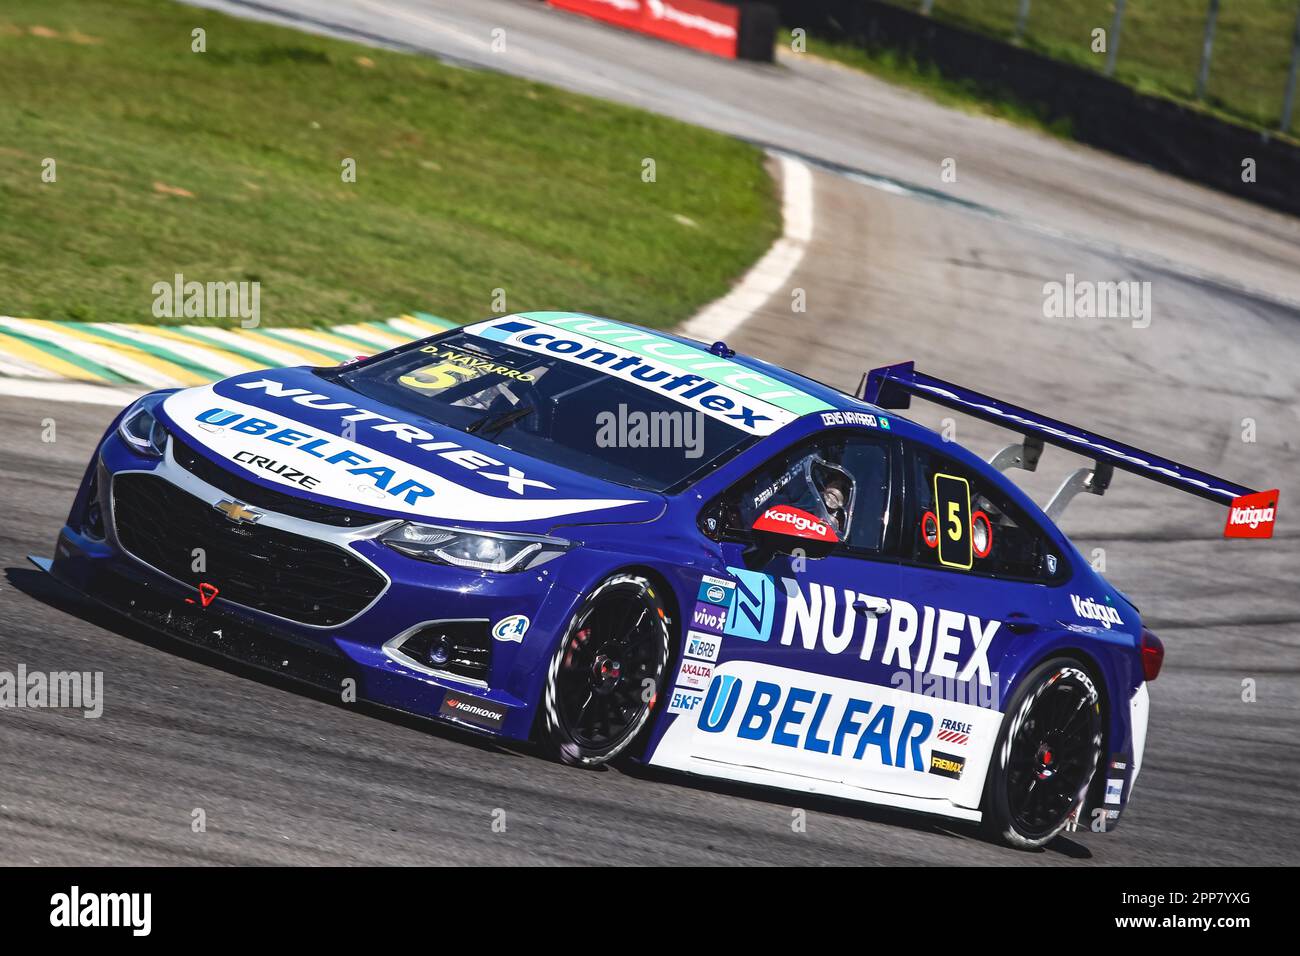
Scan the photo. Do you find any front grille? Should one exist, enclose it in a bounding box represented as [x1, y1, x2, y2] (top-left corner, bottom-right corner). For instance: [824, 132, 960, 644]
[170, 431, 388, 528]
[112, 473, 386, 626]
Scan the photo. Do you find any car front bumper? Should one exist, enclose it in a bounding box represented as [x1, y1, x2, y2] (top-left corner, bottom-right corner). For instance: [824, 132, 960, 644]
[43, 428, 587, 742]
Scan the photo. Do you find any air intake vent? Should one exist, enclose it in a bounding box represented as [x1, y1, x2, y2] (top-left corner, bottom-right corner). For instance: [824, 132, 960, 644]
[388, 621, 492, 684]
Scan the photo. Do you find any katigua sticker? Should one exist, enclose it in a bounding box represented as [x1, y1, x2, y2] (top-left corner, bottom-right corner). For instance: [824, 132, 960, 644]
[1224, 489, 1278, 539]
[752, 504, 838, 543]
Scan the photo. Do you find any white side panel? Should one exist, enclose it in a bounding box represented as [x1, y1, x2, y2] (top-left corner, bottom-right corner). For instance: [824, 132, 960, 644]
[650, 659, 1002, 817]
[1130, 681, 1150, 791]
[653, 752, 983, 823]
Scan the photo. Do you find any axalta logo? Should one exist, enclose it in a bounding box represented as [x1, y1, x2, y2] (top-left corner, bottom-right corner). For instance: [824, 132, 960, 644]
[674, 659, 714, 690]
[466, 318, 795, 434]
[1224, 489, 1278, 539]
[1230, 504, 1274, 529]
[1070, 594, 1124, 630]
[232, 378, 554, 495]
[696, 674, 935, 771]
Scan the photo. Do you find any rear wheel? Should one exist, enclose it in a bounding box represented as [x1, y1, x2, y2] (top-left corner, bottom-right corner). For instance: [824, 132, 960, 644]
[540, 574, 672, 767]
[982, 657, 1104, 849]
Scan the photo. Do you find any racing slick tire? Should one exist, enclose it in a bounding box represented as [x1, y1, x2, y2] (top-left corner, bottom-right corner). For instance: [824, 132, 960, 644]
[540, 573, 673, 767]
[981, 656, 1104, 850]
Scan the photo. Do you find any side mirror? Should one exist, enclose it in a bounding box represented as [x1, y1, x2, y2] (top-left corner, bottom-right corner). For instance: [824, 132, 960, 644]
[750, 504, 838, 560]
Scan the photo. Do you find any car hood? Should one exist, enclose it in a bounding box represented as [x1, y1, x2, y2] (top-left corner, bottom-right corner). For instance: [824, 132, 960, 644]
[156, 367, 665, 534]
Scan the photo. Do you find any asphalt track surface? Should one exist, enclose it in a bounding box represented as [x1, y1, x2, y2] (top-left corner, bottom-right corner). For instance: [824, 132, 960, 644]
[1, 0, 1298, 865]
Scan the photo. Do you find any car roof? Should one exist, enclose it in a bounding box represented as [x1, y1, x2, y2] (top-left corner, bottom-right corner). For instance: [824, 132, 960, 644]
[505, 311, 894, 418]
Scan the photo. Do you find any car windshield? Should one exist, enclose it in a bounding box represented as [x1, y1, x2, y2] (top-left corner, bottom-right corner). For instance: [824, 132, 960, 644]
[324, 331, 758, 492]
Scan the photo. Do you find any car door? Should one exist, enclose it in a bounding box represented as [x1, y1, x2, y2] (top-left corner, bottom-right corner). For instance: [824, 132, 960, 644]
[655, 429, 931, 793]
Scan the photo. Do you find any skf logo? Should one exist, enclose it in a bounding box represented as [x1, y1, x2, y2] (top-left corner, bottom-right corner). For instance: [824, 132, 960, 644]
[928, 751, 966, 779]
[213, 499, 262, 525]
[668, 687, 705, 714]
[1224, 489, 1278, 539]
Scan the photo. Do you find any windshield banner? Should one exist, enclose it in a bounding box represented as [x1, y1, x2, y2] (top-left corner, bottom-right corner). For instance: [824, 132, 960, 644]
[465, 315, 828, 436]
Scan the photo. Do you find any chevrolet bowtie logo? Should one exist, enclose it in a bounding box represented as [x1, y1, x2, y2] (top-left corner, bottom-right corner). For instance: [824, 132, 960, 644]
[213, 499, 262, 524]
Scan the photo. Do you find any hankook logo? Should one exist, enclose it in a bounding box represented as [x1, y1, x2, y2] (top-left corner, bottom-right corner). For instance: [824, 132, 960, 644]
[438, 691, 507, 730]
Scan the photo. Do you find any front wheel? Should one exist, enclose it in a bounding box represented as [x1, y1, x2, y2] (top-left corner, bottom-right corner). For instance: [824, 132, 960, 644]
[540, 574, 672, 767]
[982, 657, 1104, 849]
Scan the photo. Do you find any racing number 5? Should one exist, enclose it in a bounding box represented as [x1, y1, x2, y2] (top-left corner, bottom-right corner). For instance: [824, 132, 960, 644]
[946, 500, 962, 540]
[400, 361, 479, 392]
[933, 472, 973, 570]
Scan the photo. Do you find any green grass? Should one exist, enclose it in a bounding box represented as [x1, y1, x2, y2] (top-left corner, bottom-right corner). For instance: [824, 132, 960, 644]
[875, 0, 1300, 135]
[0, 0, 779, 328]
[795, 33, 1076, 138]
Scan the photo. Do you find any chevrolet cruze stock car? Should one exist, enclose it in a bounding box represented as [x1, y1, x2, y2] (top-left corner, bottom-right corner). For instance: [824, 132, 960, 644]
[33, 311, 1277, 849]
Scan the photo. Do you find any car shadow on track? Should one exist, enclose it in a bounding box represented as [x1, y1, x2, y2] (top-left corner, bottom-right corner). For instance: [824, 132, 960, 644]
[4, 565, 520, 760]
[8, 564, 1093, 862]
[618, 761, 1093, 860]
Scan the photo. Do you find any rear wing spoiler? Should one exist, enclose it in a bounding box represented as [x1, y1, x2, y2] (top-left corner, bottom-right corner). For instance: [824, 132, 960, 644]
[859, 362, 1277, 537]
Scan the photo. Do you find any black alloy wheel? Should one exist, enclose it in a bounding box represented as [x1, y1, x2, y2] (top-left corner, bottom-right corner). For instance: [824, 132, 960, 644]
[541, 574, 672, 767]
[983, 657, 1104, 849]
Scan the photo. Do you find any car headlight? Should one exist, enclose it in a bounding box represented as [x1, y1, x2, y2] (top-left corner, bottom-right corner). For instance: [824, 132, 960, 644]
[118, 393, 170, 457]
[380, 523, 572, 572]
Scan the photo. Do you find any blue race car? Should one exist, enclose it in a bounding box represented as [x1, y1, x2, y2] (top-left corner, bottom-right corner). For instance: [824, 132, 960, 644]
[34, 312, 1278, 848]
